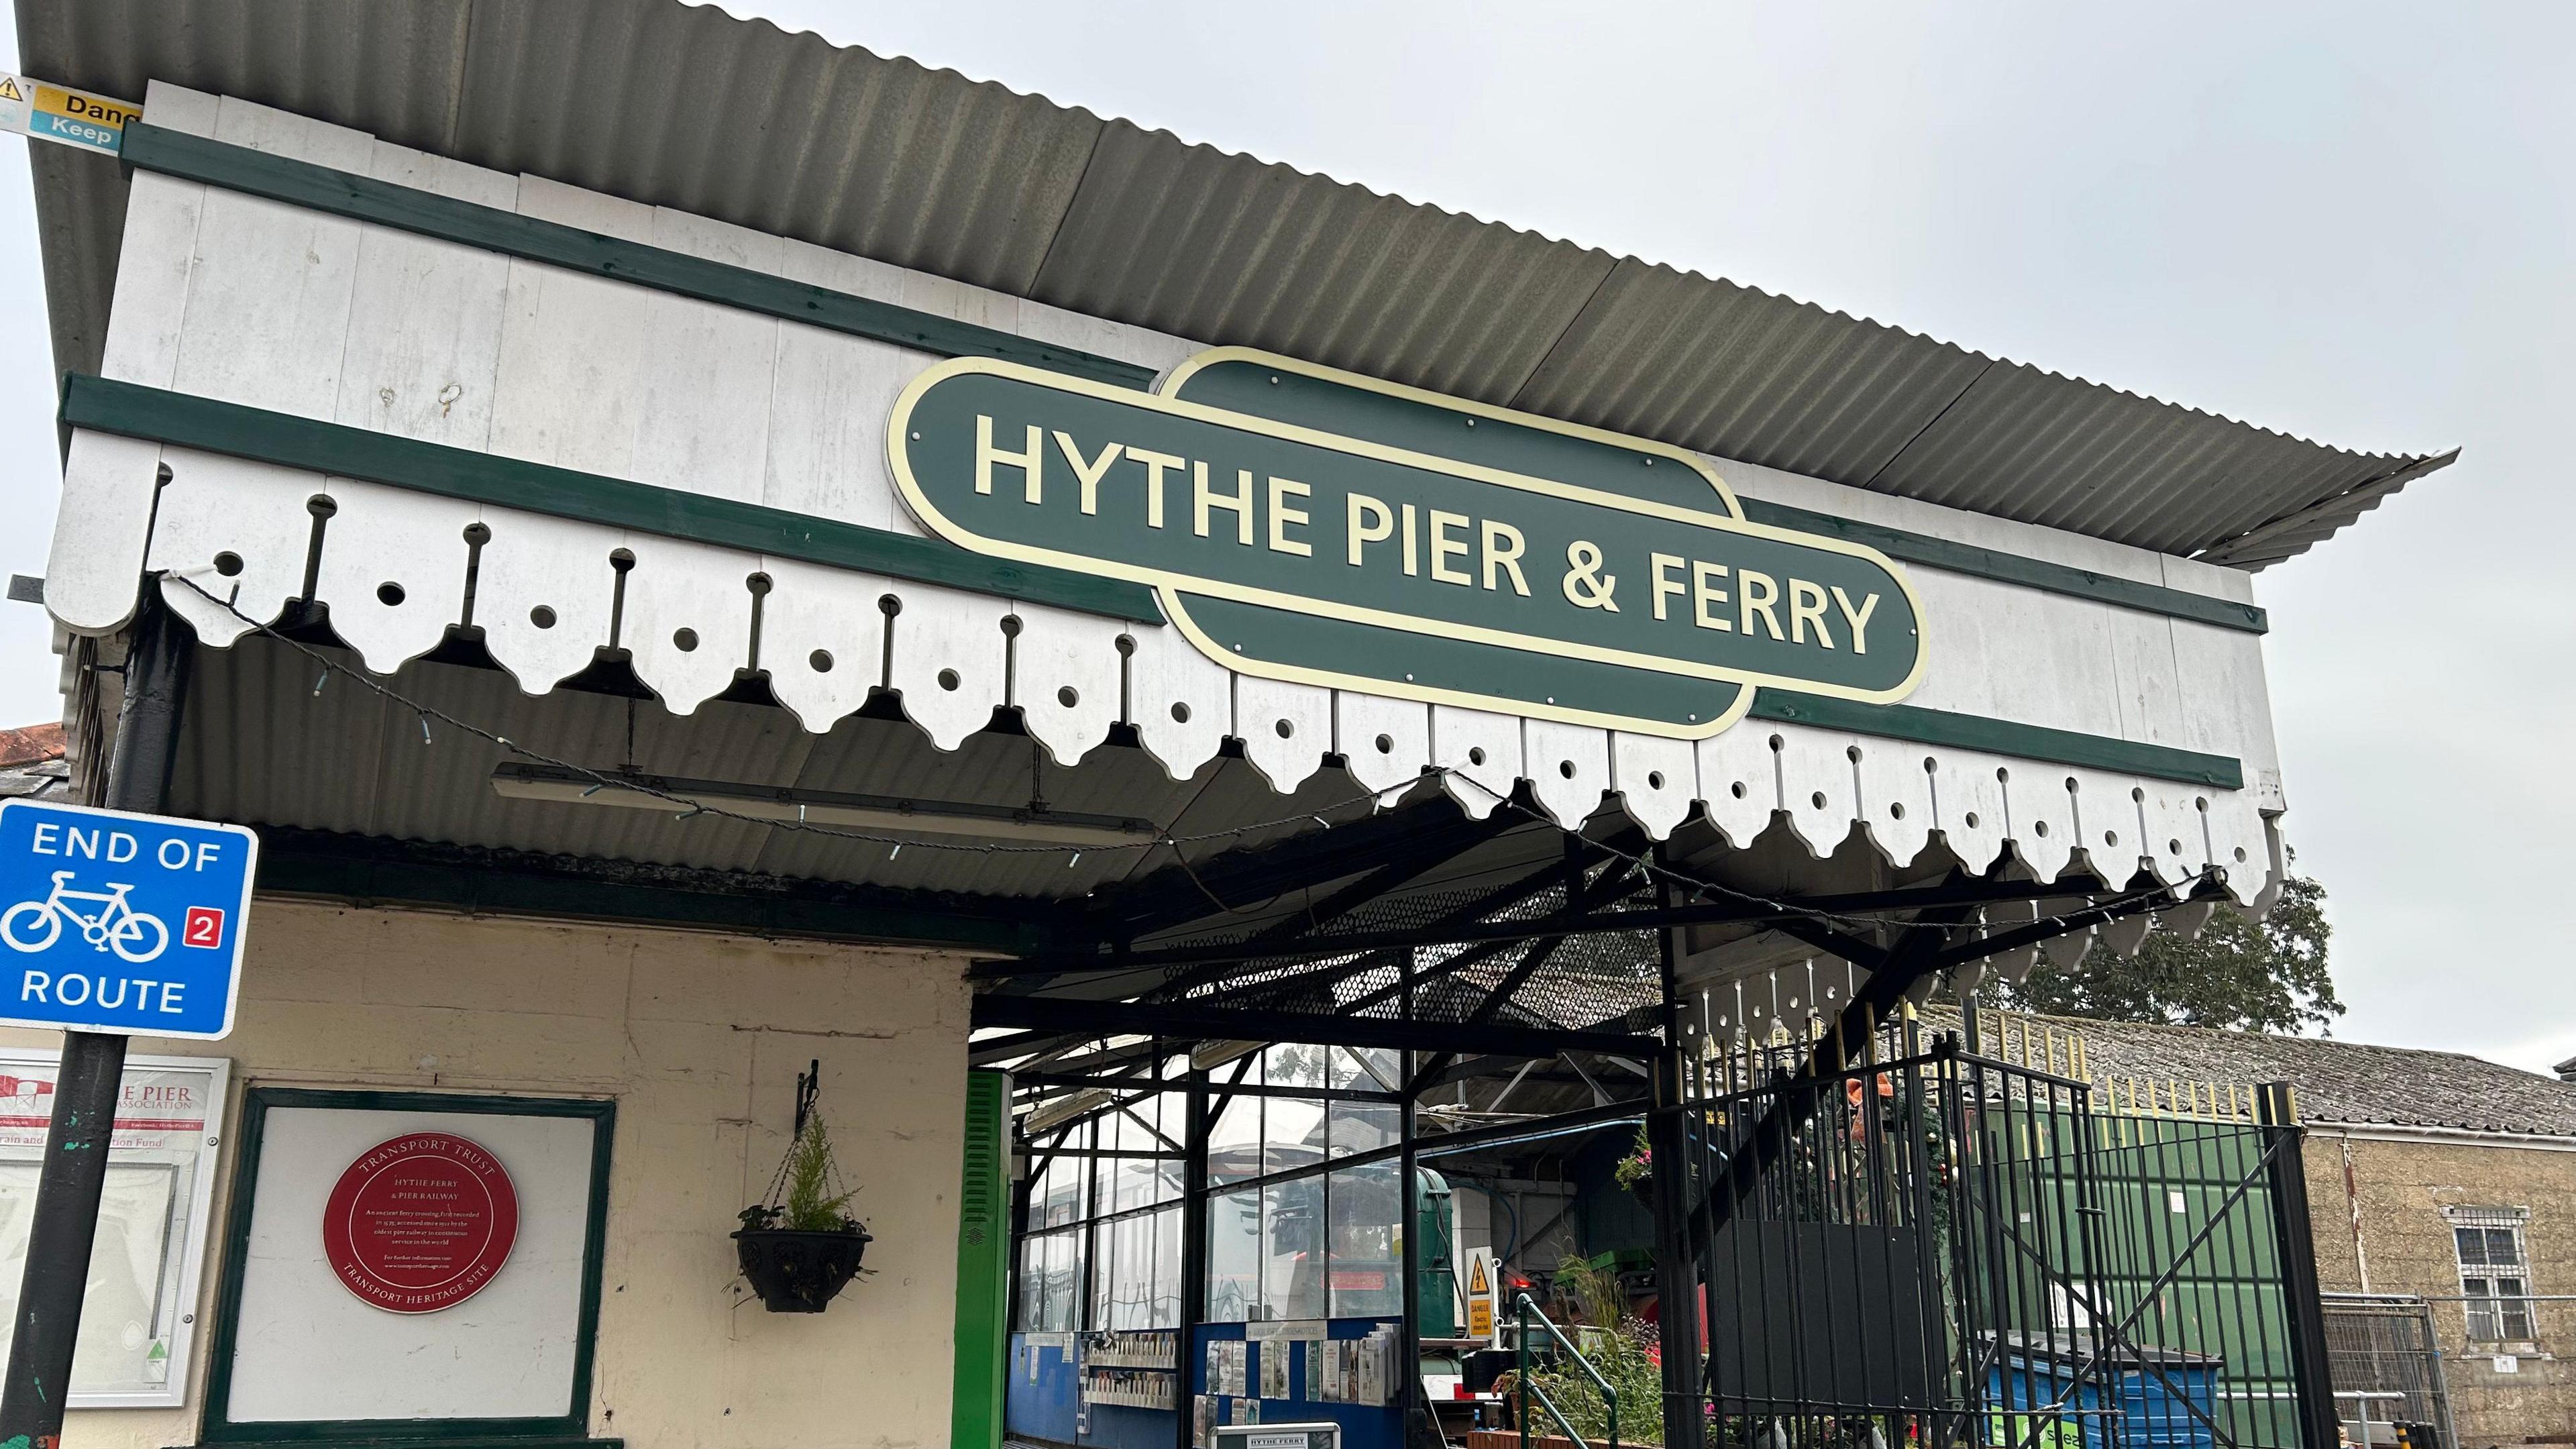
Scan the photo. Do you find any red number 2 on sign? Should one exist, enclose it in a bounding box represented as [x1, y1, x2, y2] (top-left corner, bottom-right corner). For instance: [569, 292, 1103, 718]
[182, 906, 225, 949]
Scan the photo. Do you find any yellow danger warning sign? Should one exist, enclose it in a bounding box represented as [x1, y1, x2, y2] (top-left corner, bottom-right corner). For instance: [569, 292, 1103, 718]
[0, 74, 141, 156]
[1465, 1250, 1496, 1340]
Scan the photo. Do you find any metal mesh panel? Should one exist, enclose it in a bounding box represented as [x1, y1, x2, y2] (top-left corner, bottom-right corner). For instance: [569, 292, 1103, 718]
[2322, 1295, 2455, 1449]
[1151, 857, 1663, 1034]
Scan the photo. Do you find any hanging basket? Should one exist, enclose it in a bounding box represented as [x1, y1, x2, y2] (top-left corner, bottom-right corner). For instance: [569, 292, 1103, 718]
[733, 1061, 871, 1313]
[732, 1224, 873, 1313]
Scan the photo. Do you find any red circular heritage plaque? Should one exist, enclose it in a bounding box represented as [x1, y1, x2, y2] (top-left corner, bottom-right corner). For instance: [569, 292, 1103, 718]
[322, 1132, 520, 1313]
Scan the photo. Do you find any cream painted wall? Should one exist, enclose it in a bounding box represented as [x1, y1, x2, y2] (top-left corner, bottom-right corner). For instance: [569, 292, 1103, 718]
[0, 897, 975, 1449]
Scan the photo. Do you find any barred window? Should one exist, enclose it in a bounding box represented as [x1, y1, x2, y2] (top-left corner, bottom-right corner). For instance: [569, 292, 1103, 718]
[2449, 1208, 2534, 1342]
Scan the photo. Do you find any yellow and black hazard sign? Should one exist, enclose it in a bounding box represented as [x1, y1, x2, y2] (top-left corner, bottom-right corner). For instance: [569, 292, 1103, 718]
[1465, 1250, 1497, 1340]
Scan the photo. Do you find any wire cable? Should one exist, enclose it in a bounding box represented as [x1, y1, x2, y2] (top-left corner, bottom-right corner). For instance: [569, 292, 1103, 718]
[165, 573, 2212, 945]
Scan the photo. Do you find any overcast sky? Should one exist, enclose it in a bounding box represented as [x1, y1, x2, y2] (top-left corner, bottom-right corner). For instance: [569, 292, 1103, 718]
[0, 4, 2565, 1069]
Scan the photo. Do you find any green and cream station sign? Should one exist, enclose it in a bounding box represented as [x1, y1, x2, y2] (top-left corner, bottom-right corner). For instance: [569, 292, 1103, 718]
[888, 350, 1925, 739]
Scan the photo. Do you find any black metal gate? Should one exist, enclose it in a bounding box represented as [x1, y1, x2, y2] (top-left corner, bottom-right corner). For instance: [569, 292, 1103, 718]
[1664, 1021, 2337, 1449]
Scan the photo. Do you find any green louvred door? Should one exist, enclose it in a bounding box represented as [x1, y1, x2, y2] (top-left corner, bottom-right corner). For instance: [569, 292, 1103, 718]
[952, 1069, 1010, 1449]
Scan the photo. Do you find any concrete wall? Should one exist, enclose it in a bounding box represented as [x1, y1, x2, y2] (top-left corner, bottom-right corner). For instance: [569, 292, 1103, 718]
[2304, 1129, 2576, 1448]
[17, 898, 973, 1449]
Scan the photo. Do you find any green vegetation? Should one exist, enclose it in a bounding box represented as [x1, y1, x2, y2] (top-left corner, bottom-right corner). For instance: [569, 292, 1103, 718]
[1990, 871, 2338, 1032]
[738, 1114, 866, 1234]
[1511, 1256, 1667, 1445]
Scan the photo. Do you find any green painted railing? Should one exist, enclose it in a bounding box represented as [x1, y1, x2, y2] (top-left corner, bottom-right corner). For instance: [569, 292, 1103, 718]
[1515, 1291, 1617, 1449]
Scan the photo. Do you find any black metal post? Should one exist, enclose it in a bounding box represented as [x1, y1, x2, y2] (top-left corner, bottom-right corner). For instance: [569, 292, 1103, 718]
[2259, 1081, 2344, 1449]
[1175, 1067, 1208, 1449]
[1400, 1077, 1424, 1446]
[1650, 871, 1707, 1449]
[1399, 938, 1426, 1447]
[0, 600, 191, 1445]
[1006, 1124, 1035, 1348]
[1693, 900, 1979, 1242]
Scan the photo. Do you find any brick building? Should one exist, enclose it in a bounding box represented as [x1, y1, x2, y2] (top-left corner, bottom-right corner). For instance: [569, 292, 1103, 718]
[1974, 1009, 2576, 1449]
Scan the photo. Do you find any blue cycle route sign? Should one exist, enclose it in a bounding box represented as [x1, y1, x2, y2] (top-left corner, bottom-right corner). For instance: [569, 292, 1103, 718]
[0, 798, 258, 1040]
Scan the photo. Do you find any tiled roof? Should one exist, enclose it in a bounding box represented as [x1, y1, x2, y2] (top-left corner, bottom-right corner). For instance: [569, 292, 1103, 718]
[0, 722, 69, 800]
[0, 722, 64, 769]
[1955, 1009, 2576, 1139]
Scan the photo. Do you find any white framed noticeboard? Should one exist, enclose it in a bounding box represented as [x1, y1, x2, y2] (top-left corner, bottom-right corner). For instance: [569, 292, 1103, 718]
[0, 1048, 230, 1407]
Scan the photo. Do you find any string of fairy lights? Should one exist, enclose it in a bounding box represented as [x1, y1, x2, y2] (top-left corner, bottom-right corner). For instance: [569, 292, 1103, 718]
[169, 573, 2212, 943]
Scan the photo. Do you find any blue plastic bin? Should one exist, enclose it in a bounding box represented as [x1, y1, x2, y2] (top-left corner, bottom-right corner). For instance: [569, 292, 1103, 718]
[1985, 1332, 2223, 1449]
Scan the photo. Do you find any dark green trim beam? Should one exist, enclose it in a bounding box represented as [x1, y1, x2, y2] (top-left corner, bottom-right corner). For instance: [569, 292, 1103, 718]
[972, 991, 1663, 1063]
[62, 374, 1165, 625]
[119, 123, 1159, 392]
[72, 368, 2239, 793]
[252, 826, 1067, 954]
[69, 372, 2241, 794]
[1752, 690, 2245, 791]
[1738, 497, 2267, 634]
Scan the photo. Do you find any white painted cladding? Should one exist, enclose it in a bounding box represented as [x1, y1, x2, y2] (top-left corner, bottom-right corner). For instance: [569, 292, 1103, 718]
[46, 85, 2282, 902]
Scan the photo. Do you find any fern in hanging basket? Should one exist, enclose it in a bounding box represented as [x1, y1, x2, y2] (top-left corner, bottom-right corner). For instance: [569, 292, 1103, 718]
[734, 1109, 873, 1312]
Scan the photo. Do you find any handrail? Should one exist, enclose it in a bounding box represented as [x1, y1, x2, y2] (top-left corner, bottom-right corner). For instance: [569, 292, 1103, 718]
[1527, 1379, 1593, 1449]
[1515, 1291, 1617, 1448]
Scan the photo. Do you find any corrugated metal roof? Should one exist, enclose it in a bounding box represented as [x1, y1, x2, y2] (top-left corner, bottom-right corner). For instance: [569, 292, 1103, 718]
[15, 0, 2455, 564]
[1030, 120, 1619, 403]
[169, 635, 1417, 904]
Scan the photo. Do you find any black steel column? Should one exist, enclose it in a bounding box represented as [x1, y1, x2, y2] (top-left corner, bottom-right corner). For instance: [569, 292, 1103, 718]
[2259, 1081, 2344, 1449]
[0, 601, 191, 1445]
[1175, 1068, 1209, 1449]
[1006, 1133, 1034, 1345]
[1399, 1070, 1424, 1447]
[1393, 930, 1428, 1446]
[1651, 871, 1707, 1449]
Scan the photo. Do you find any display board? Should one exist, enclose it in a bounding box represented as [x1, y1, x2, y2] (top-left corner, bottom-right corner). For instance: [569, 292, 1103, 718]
[0, 1049, 227, 1406]
[1191, 1322, 1402, 1449]
[202, 1089, 611, 1436]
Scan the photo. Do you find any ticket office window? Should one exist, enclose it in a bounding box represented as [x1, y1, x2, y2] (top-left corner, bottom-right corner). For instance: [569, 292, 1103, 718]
[1204, 1046, 1405, 1324]
[1018, 1049, 1408, 1333]
[197, 1088, 614, 1444]
[1014, 1098, 1183, 1334]
[1207, 1161, 1403, 1323]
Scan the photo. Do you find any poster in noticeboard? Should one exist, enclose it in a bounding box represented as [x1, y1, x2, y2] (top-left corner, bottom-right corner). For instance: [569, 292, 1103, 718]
[0, 1049, 229, 1407]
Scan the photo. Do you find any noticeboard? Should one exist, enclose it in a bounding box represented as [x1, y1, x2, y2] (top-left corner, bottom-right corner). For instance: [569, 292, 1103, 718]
[0, 1049, 229, 1407]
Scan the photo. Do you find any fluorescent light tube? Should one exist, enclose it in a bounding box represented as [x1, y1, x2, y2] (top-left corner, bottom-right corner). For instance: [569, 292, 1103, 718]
[488, 762, 1159, 847]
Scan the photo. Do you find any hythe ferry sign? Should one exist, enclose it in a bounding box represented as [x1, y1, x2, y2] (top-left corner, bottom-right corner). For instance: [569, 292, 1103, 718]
[892, 349, 1925, 739]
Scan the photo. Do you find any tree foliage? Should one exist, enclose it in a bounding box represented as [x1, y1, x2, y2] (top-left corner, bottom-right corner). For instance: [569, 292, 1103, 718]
[1988, 873, 2339, 1032]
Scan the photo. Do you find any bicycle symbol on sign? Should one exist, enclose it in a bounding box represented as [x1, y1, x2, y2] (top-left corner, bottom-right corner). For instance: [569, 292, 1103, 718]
[1, 870, 171, 963]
